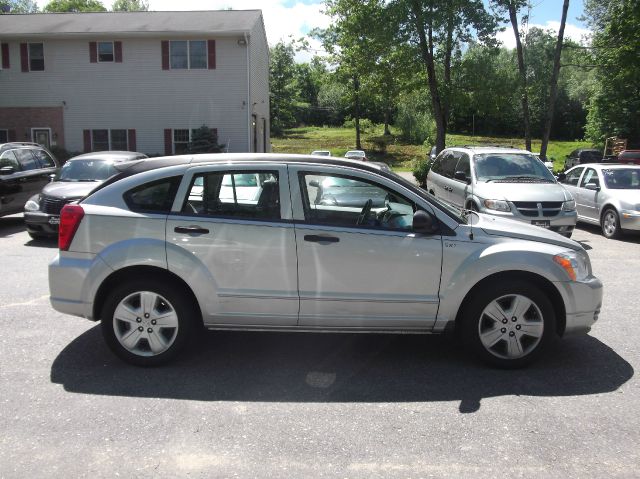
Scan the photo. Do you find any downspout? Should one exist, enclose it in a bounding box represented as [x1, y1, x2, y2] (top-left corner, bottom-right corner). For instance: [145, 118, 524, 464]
[245, 32, 251, 152]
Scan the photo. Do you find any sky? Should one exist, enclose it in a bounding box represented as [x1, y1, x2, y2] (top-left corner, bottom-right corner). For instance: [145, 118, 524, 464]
[144, 0, 591, 60]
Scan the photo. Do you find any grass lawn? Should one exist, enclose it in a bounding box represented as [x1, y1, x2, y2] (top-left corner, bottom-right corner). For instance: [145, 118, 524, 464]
[271, 126, 596, 173]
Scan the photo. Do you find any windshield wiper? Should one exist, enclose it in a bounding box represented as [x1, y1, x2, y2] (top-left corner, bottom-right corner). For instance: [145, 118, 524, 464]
[505, 176, 554, 182]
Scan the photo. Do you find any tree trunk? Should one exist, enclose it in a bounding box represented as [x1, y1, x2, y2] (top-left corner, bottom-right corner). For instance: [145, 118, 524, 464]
[354, 76, 362, 149]
[540, 0, 570, 160]
[411, 1, 446, 153]
[508, 3, 532, 152]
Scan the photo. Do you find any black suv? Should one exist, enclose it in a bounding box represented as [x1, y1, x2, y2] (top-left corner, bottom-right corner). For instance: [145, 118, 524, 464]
[0, 142, 60, 219]
[564, 148, 603, 170]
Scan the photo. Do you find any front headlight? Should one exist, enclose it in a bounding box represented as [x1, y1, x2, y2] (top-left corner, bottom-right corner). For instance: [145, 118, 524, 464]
[553, 250, 591, 282]
[24, 194, 41, 212]
[563, 199, 576, 211]
[483, 199, 511, 212]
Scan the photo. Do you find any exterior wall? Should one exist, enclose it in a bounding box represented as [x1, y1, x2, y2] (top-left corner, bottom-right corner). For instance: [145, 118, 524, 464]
[249, 19, 270, 153]
[0, 35, 251, 154]
[0, 106, 64, 147]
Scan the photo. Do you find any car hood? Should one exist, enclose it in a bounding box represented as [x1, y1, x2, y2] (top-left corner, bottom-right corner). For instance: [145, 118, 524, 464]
[41, 181, 102, 200]
[473, 213, 582, 250]
[474, 181, 571, 202]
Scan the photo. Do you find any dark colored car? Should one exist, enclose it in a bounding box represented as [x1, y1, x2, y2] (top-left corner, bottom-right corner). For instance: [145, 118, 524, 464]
[24, 151, 147, 238]
[565, 148, 603, 170]
[615, 150, 640, 165]
[0, 142, 60, 218]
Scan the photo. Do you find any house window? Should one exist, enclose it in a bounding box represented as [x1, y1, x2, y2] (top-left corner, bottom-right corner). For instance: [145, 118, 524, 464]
[170, 40, 207, 70]
[98, 42, 114, 62]
[29, 43, 44, 71]
[173, 129, 190, 154]
[0, 130, 7, 143]
[92, 130, 109, 151]
[90, 129, 128, 151]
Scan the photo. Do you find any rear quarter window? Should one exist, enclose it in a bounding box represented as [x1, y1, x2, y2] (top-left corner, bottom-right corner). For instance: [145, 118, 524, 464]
[124, 176, 181, 213]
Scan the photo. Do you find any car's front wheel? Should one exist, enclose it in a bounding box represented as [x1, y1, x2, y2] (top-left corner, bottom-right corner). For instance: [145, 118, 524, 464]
[601, 208, 622, 239]
[101, 279, 197, 366]
[461, 281, 556, 368]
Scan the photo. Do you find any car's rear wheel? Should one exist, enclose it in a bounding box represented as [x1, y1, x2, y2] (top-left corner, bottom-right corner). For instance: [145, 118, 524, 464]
[461, 281, 556, 368]
[101, 279, 196, 366]
[601, 208, 622, 239]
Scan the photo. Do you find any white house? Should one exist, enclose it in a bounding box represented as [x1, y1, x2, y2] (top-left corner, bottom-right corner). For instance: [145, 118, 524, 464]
[0, 10, 270, 156]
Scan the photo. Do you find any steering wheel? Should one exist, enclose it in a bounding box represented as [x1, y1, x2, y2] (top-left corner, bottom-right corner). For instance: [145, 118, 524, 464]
[356, 199, 373, 225]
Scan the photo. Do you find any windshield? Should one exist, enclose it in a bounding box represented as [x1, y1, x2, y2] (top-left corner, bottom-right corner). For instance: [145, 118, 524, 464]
[57, 160, 117, 181]
[602, 169, 640, 189]
[474, 153, 556, 182]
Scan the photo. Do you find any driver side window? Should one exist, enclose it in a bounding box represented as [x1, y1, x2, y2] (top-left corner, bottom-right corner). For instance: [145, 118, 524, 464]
[299, 172, 416, 231]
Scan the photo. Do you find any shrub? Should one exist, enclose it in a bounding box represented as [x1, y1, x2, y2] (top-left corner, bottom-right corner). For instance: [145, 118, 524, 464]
[188, 125, 225, 153]
[412, 156, 431, 188]
[342, 117, 375, 134]
[395, 92, 436, 145]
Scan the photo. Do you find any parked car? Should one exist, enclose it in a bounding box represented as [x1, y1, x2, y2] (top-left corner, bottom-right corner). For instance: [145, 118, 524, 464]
[531, 152, 554, 172]
[0, 142, 60, 218]
[311, 150, 331, 156]
[558, 164, 640, 239]
[614, 150, 640, 165]
[49, 153, 602, 369]
[24, 151, 147, 238]
[564, 148, 603, 170]
[344, 150, 367, 161]
[427, 147, 577, 237]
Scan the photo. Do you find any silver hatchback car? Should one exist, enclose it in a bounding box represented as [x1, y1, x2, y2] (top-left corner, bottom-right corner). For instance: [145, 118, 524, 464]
[427, 147, 577, 237]
[49, 154, 602, 368]
[559, 164, 640, 239]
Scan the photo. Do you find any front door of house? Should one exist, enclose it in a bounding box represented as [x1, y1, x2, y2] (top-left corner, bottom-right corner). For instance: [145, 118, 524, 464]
[32, 129, 50, 148]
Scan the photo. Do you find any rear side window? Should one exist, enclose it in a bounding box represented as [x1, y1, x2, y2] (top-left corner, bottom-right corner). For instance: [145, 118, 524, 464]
[124, 176, 181, 213]
[14, 149, 39, 170]
[181, 170, 280, 220]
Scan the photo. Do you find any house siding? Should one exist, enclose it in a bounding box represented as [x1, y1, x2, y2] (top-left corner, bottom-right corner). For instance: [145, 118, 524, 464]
[0, 35, 254, 155]
[249, 19, 270, 153]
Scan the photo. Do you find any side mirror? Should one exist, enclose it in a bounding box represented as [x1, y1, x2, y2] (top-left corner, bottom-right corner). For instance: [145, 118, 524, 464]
[49, 173, 56, 182]
[0, 166, 15, 175]
[557, 173, 566, 183]
[585, 182, 600, 191]
[454, 171, 470, 184]
[308, 180, 320, 188]
[413, 210, 439, 235]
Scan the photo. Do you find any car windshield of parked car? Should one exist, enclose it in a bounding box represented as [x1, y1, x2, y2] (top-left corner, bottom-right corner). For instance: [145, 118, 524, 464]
[474, 153, 556, 183]
[602, 169, 640, 189]
[57, 159, 118, 181]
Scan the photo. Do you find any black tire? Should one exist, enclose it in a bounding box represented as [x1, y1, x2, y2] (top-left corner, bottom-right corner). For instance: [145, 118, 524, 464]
[460, 280, 556, 369]
[601, 208, 622, 239]
[101, 278, 197, 366]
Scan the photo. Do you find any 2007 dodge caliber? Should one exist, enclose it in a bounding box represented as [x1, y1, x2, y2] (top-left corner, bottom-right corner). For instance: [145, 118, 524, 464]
[49, 154, 603, 368]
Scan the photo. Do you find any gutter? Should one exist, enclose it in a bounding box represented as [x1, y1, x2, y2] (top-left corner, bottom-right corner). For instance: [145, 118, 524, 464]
[245, 31, 251, 153]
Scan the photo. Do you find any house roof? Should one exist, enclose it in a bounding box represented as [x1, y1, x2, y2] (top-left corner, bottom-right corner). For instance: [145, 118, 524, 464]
[0, 10, 263, 38]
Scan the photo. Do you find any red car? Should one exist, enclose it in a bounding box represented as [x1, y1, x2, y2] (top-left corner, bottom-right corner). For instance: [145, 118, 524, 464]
[616, 150, 640, 165]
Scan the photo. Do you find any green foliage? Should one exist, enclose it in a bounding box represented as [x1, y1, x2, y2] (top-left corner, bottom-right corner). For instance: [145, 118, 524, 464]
[584, 0, 640, 146]
[111, 0, 148, 11]
[395, 91, 436, 145]
[342, 117, 375, 133]
[43, 0, 107, 11]
[188, 125, 224, 154]
[0, 0, 38, 13]
[269, 41, 299, 136]
[412, 157, 431, 187]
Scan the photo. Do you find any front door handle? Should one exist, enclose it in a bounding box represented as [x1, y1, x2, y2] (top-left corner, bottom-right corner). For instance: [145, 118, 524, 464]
[304, 234, 340, 244]
[174, 225, 210, 235]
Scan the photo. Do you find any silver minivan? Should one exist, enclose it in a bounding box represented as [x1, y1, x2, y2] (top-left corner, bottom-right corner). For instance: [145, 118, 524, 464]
[427, 147, 577, 237]
[48, 154, 602, 368]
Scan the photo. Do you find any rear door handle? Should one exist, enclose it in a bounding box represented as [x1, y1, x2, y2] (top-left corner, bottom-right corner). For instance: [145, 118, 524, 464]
[174, 225, 210, 235]
[304, 234, 340, 244]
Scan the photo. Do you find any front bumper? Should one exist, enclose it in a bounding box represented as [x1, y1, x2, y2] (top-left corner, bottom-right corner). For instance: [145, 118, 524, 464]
[620, 210, 640, 231]
[24, 211, 59, 236]
[554, 276, 603, 335]
[479, 206, 577, 237]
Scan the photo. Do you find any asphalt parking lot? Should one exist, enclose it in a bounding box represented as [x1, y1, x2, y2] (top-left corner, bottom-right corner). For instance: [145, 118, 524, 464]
[1, 214, 639, 478]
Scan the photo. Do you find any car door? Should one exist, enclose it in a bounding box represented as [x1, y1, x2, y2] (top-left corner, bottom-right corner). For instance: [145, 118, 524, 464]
[290, 165, 442, 329]
[166, 164, 299, 326]
[2, 149, 48, 215]
[577, 167, 601, 221]
[449, 152, 470, 208]
[560, 166, 585, 218]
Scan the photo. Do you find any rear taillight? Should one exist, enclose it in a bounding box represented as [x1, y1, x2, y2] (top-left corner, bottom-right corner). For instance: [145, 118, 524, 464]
[58, 204, 84, 251]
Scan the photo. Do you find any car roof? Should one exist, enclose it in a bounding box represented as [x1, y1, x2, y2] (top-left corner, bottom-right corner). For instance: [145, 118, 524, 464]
[0, 142, 48, 151]
[445, 146, 531, 155]
[570, 163, 640, 170]
[66, 151, 148, 162]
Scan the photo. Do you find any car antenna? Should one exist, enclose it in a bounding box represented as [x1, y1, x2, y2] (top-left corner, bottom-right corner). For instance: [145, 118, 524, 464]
[469, 158, 474, 241]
